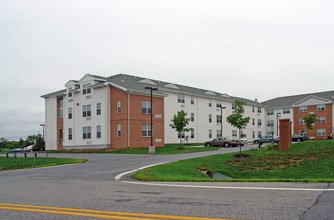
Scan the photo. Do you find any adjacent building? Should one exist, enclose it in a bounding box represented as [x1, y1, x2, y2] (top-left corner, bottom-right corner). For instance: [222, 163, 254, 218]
[262, 91, 334, 139]
[42, 74, 266, 150]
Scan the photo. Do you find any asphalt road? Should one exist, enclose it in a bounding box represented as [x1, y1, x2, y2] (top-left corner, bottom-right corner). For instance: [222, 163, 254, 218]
[1, 145, 333, 220]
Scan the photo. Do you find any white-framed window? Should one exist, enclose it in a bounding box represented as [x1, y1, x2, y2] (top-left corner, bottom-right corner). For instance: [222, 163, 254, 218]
[59, 99, 63, 118]
[82, 104, 91, 117]
[83, 126, 91, 139]
[178, 132, 185, 139]
[252, 118, 255, 126]
[299, 119, 305, 125]
[96, 103, 101, 115]
[252, 106, 255, 112]
[68, 87, 73, 98]
[252, 131, 255, 138]
[216, 130, 222, 138]
[191, 129, 195, 138]
[83, 83, 91, 94]
[97, 125, 101, 138]
[317, 104, 325, 111]
[216, 115, 222, 124]
[209, 114, 212, 123]
[217, 102, 222, 108]
[258, 119, 262, 126]
[317, 128, 326, 136]
[142, 101, 151, 114]
[190, 97, 195, 105]
[208, 102, 212, 107]
[232, 103, 236, 110]
[177, 95, 185, 103]
[258, 131, 262, 138]
[68, 107, 72, 119]
[209, 129, 212, 138]
[68, 128, 72, 140]
[317, 116, 326, 124]
[142, 123, 151, 137]
[283, 108, 290, 114]
[117, 123, 121, 138]
[267, 110, 274, 115]
[267, 120, 274, 127]
[257, 107, 262, 113]
[232, 130, 237, 137]
[191, 113, 195, 122]
[116, 100, 121, 114]
[299, 106, 307, 112]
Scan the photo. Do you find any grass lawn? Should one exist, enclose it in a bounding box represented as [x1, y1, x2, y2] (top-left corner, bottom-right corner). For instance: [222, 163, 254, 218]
[132, 140, 334, 182]
[0, 157, 87, 171]
[48, 144, 218, 154]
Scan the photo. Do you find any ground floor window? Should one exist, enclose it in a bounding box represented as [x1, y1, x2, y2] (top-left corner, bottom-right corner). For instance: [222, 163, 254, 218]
[83, 126, 91, 139]
[142, 123, 151, 137]
[117, 123, 121, 138]
[97, 125, 101, 138]
[317, 128, 326, 136]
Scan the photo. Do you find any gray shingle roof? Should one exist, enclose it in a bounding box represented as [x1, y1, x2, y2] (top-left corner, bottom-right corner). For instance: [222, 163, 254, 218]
[262, 90, 334, 108]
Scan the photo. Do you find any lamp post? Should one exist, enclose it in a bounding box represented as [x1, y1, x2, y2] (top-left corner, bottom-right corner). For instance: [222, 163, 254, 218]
[276, 113, 281, 136]
[145, 86, 158, 153]
[40, 123, 45, 140]
[220, 106, 226, 137]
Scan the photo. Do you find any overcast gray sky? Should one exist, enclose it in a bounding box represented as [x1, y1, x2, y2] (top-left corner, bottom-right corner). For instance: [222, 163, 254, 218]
[1, 0, 334, 139]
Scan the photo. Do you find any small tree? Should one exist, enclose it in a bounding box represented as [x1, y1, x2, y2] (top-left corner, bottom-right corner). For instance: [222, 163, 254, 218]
[169, 110, 191, 144]
[227, 100, 250, 156]
[303, 113, 317, 139]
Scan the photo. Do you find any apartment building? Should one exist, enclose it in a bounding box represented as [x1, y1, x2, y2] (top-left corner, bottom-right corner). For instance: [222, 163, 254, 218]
[42, 74, 266, 150]
[262, 91, 334, 139]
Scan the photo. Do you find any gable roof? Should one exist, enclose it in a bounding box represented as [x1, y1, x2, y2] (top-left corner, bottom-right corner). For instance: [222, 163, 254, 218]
[262, 90, 334, 108]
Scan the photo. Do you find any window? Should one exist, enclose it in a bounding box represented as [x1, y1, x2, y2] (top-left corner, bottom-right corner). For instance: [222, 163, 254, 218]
[191, 113, 195, 122]
[82, 105, 91, 117]
[68, 87, 73, 98]
[317, 116, 326, 124]
[96, 103, 101, 115]
[216, 130, 222, 138]
[177, 95, 185, 103]
[178, 132, 185, 139]
[117, 124, 121, 138]
[267, 120, 274, 127]
[208, 102, 212, 107]
[216, 102, 222, 108]
[232, 103, 236, 110]
[191, 97, 195, 105]
[257, 107, 262, 113]
[258, 119, 262, 126]
[299, 119, 305, 125]
[317, 128, 326, 136]
[209, 129, 212, 138]
[299, 106, 307, 112]
[83, 83, 91, 94]
[232, 130, 237, 137]
[317, 104, 325, 111]
[283, 108, 290, 114]
[258, 131, 262, 138]
[68, 107, 72, 119]
[252, 106, 255, 112]
[216, 115, 222, 123]
[116, 100, 121, 114]
[267, 110, 274, 116]
[142, 123, 151, 137]
[59, 99, 63, 118]
[97, 125, 101, 138]
[83, 126, 91, 139]
[252, 118, 255, 126]
[68, 128, 72, 140]
[209, 114, 212, 123]
[191, 129, 194, 138]
[252, 131, 255, 138]
[142, 101, 151, 114]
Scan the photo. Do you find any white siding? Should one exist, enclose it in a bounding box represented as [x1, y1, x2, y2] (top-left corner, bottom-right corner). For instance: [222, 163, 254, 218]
[45, 97, 57, 150]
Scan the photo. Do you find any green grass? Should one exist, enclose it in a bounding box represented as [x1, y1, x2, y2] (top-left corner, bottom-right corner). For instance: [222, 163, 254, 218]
[0, 157, 87, 171]
[132, 140, 334, 182]
[48, 144, 218, 154]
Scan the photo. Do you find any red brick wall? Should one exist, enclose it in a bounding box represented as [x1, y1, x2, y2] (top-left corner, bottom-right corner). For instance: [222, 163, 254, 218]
[293, 103, 332, 139]
[110, 87, 164, 148]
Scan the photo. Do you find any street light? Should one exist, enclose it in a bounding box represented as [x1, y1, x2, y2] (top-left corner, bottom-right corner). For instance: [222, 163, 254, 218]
[220, 106, 226, 137]
[40, 123, 45, 140]
[145, 87, 158, 151]
[276, 113, 281, 136]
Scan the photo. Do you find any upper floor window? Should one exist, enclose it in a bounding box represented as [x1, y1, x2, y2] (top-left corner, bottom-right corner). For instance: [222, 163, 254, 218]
[117, 123, 121, 138]
[68, 87, 73, 97]
[177, 95, 185, 104]
[208, 102, 212, 107]
[232, 103, 236, 110]
[96, 103, 101, 115]
[283, 108, 290, 114]
[317, 104, 325, 111]
[82, 83, 91, 94]
[116, 100, 121, 114]
[258, 119, 262, 126]
[317, 116, 326, 124]
[299, 106, 307, 112]
[267, 120, 274, 127]
[68, 107, 72, 119]
[59, 99, 63, 118]
[142, 100, 151, 114]
[82, 104, 91, 117]
[257, 107, 262, 113]
[190, 97, 195, 105]
[299, 119, 305, 125]
[217, 102, 222, 108]
[209, 114, 212, 123]
[216, 115, 222, 123]
[252, 106, 255, 112]
[267, 110, 274, 116]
